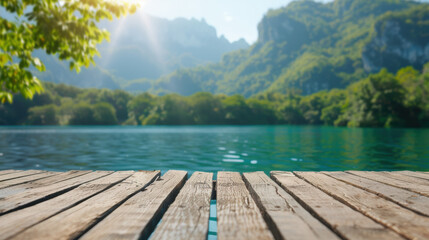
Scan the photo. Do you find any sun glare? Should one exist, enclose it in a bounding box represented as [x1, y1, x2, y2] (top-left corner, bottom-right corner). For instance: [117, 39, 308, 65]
[107, 0, 141, 4]
[100, 3, 165, 71]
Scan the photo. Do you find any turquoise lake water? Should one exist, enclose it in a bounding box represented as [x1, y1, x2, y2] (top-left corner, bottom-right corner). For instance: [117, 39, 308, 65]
[0, 126, 428, 172]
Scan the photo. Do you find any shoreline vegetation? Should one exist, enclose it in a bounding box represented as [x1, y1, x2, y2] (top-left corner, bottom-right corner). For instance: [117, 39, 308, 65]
[1, 65, 428, 128]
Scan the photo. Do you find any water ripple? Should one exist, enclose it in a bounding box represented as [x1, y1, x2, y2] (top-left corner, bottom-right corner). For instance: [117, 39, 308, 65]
[0, 126, 428, 172]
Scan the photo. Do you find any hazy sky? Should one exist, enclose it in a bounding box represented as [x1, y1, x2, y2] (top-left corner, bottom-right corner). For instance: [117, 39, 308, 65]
[141, 0, 333, 44]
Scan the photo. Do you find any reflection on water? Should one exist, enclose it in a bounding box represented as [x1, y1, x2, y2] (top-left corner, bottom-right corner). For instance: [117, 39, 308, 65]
[0, 126, 428, 173]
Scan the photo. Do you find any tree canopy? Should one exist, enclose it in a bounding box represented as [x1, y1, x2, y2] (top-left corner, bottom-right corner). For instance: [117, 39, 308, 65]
[1, 65, 428, 127]
[0, 0, 137, 103]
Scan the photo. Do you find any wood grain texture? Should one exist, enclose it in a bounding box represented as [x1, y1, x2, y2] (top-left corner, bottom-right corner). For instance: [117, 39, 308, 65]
[0, 170, 22, 176]
[217, 172, 274, 240]
[12, 171, 160, 240]
[296, 171, 429, 240]
[151, 172, 213, 240]
[243, 172, 338, 240]
[81, 170, 187, 240]
[382, 171, 429, 185]
[0, 171, 133, 240]
[326, 171, 429, 217]
[0, 171, 111, 214]
[0, 170, 427, 240]
[0, 170, 44, 182]
[0, 171, 59, 189]
[0, 170, 91, 198]
[396, 171, 429, 181]
[348, 171, 429, 197]
[271, 171, 403, 240]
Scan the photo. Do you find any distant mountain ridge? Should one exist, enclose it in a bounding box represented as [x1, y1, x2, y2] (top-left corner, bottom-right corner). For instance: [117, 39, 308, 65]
[30, 12, 248, 89]
[150, 0, 429, 97]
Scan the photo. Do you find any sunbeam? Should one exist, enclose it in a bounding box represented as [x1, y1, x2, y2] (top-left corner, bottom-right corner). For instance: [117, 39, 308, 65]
[137, 11, 167, 72]
[97, 16, 128, 68]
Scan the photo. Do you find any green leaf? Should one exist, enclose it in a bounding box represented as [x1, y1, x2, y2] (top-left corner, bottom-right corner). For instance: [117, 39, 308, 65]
[0, 92, 13, 104]
[0, 0, 132, 102]
[0, 53, 10, 66]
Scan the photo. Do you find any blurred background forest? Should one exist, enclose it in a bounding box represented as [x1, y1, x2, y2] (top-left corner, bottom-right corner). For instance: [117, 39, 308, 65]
[1, 64, 428, 127]
[1, 0, 429, 127]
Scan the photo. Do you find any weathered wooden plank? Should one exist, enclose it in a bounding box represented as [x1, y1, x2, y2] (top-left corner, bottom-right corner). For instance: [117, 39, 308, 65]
[271, 171, 403, 240]
[0, 171, 111, 214]
[0, 171, 59, 189]
[0, 171, 134, 240]
[382, 171, 429, 185]
[243, 172, 339, 240]
[296, 171, 429, 239]
[0, 170, 91, 198]
[217, 172, 274, 240]
[151, 171, 213, 240]
[81, 170, 187, 240]
[0, 170, 44, 182]
[326, 171, 429, 217]
[348, 171, 429, 197]
[0, 170, 22, 176]
[392, 171, 429, 181]
[12, 171, 160, 240]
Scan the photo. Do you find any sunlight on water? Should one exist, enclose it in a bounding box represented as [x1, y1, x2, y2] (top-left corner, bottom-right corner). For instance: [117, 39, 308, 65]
[0, 126, 428, 172]
[222, 159, 244, 163]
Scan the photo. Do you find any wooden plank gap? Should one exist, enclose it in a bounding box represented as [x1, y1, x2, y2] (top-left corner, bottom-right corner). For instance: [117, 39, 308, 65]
[12, 171, 160, 240]
[0, 171, 59, 190]
[72, 171, 162, 240]
[0, 170, 22, 176]
[347, 171, 429, 197]
[217, 172, 274, 240]
[0, 171, 112, 215]
[212, 180, 217, 200]
[324, 171, 429, 217]
[150, 171, 213, 240]
[244, 171, 340, 240]
[272, 171, 403, 240]
[0, 170, 92, 199]
[80, 170, 188, 240]
[0, 170, 45, 182]
[269, 172, 348, 240]
[0, 171, 134, 240]
[295, 171, 429, 239]
[393, 171, 429, 181]
[242, 174, 282, 240]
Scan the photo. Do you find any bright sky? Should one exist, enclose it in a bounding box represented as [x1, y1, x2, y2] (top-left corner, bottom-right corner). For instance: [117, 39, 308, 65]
[140, 0, 333, 44]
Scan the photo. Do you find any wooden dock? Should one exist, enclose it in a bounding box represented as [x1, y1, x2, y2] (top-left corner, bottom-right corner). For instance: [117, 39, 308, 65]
[0, 170, 428, 239]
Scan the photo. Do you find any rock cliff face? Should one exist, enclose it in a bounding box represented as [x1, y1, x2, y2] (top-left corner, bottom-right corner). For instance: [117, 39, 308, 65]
[257, 13, 309, 47]
[151, 0, 427, 97]
[29, 12, 249, 89]
[363, 19, 429, 73]
[95, 15, 249, 81]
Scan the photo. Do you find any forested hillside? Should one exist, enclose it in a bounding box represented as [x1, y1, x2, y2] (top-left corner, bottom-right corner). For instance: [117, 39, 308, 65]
[150, 0, 429, 97]
[1, 64, 428, 128]
[2, 0, 429, 128]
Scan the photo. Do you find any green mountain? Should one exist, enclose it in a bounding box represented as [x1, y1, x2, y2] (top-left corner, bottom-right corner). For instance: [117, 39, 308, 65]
[150, 0, 429, 97]
[31, 13, 248, 89]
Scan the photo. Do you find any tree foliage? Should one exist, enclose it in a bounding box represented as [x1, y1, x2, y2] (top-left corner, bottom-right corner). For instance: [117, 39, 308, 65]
[0, 0, 136, 103]
[146, 0, 425, 98]
[27, 104, 58, 125]
[0, 65, 428, 128]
